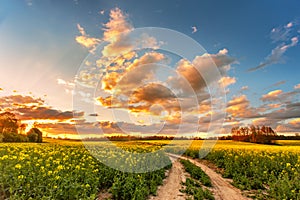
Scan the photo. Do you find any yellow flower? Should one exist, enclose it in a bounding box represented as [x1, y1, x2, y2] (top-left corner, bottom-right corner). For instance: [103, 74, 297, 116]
[15, 164, 22, 169]
[18, 175, 24, 179]
[57, 165, 64, 171]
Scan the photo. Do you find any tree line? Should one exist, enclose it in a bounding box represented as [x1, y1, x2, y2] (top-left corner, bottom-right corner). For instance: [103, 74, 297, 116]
[231, 125, 277, 144]
[0, 112, 42, 143]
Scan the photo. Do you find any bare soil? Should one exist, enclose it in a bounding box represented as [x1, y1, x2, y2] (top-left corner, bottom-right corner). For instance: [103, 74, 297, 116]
[149, 157, 187, 200]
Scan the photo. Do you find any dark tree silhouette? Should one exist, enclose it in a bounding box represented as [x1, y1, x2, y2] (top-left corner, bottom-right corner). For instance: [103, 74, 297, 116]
[27, 128, 43, 143]
[232, 125, 277, 144]
[0, 112, 42, 143]
[0, 112, 19, 135]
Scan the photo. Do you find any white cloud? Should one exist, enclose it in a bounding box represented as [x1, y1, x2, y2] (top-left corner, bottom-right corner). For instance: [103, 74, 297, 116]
[191, 26, 198, 33]
[294, 83, 300, 90]
[249, 20, 299, 72]
[286, 22, 293, 28]
[249, 36, 298, 72]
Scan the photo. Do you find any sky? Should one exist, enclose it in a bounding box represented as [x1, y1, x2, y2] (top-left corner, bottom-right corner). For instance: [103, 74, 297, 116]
[0, 0, 300, 138]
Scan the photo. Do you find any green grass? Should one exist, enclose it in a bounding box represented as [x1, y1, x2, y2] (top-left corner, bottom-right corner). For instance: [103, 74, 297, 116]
[180, 159, 212, 187]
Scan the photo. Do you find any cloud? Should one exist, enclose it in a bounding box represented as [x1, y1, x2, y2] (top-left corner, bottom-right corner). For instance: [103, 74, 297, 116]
[289, 118, 300, 126]
[260, 89, 299, 103]
[191, 26, 198, 33]
[267, 80, 286, 89]
[275, 117, 300, 133]
[76, 8, 162, 88]
[249, 20, 299, 72]
[75, 24, 100, 50]
[286, 22, 293, 28]
[101, 51, 167, 92]
[0, 94, 84, 120]
[268, 103, 281, 109]
[39, 120, 200, 136]
[252, 117, 278, 127]
[57, 78, 75, 94]
[102, 8, 133, 42]
[294, 83, 300, 90]
[271, 21, 296, 42]
[100, 10, 105, 15]
[218, 76, 236, 88]
[130, 83, 175, 104]
[0, 94, 44, 106]
[95, 46, 235, 130]
[26, 0, 33, 6]
[263, 101, 300, 121]
[74, 7, 237, 135]
[226, 95, 259, 119]
[248, 37, 298, 72]
[168, 50, 235, 95]
[16, 107, 81, 120]
[260, 90, 283, 102]
[240, 86, 248, 91]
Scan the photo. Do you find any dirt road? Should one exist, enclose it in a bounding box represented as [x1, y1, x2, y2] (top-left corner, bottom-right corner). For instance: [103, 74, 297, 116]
[149, 157, 186, 200]
[167, 153, 251, 200]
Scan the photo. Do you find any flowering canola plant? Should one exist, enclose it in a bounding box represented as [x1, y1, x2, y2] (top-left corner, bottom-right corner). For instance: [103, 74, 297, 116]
[0, 142, 171, 199]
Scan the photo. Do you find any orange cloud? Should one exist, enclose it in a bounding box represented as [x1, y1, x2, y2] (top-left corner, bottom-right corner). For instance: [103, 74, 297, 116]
[101, 51, 167, 93]
[75, 8, 237, 130]
[75, 24, 100, 49]
[0, 95, 84, 121]
[101, 8, 134, 56]
[198, 101, 211, 114]
[130, 83, 175, 104]
[268, 103, 281, 109]
[276, 119, 300, 133]
[101, 72, 120, 91]
[103, 8, 133, 42]
[218, 76, 236, 88]
[261, 90, 283, 102]
[226, 95, 257, 118]
[289, 118, 300, 126]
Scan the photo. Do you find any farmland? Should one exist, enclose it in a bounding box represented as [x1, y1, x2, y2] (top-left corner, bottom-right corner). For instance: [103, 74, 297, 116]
[166, 140, 300, 199]
[0, 139, 300, 199]
[0, 141, 171, 199]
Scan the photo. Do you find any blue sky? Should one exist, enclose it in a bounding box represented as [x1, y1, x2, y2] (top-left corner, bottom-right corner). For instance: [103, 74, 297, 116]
[0, 0, 300, 137]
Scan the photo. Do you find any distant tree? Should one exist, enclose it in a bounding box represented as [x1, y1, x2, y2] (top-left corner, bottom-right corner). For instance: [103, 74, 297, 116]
[27, 128, 43, 143]
[0, 112, 19, 135]
[0, 133, 3, 142]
